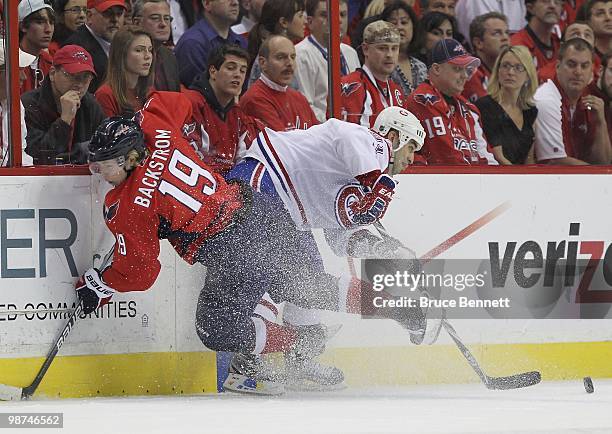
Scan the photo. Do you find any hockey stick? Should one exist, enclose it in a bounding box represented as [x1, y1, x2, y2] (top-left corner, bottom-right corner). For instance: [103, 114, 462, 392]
[442, 320, 540, 390]
[372, 220, 541, 390]
[0, 245, 115, 401]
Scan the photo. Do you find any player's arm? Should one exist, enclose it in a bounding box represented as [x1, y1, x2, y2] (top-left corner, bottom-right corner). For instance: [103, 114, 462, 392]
[75, 221, 162, 315]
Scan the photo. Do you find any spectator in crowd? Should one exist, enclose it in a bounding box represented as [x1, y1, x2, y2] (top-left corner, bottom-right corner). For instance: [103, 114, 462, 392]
[294, 0, 359, 122]
[411, 11, 457, 65]
[597, 52, 612, 138]
[49, 0, 86, 55]
[167, 0, 199, 45]
[534, 38, 611, 164]
[175, 0, 246, 88]
[341, 20, 406, 127]
[455, 0, 527, 45]
[95, 27, 154, 116]
[247, 0, 306, 87]
[538, 20, 598, 82]
[22, 45, 105, 165]
[231, 0, 265, 36]
[132, 0, 180, 91]
[381, 1, 427, 96]
[19, 0, 55, 94]
[558, 0, 587, 32]
[475, 45, 538, 164]
[421, 0, 456, 16]
[577, 0, 612, 60]
[182, 44, 261, 174]
[511, 0, 563, 70]
[363, 0, 385, 18]
[0, 41, 35, 166]
[242, 35, 318, 130]
[63, 0, 127, 93]
[406, 38, 497, 165]
[463, 12, 510, 102]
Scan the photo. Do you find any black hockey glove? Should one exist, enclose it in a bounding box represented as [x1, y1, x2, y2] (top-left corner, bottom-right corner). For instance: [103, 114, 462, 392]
[75, 268, 115, 315]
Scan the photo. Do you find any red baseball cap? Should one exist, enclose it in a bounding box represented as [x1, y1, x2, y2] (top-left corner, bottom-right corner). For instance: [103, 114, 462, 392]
[87, 0, 126, 12]
[53, 45, 97, 75]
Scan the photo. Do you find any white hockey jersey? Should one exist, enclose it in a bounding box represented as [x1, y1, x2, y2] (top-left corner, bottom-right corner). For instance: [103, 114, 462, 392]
[244, 118, 391, 229]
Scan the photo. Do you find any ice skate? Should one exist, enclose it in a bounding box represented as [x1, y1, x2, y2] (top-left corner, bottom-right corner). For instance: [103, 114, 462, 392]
[223, 353, 285, 396]
[284, 324, 346, 391]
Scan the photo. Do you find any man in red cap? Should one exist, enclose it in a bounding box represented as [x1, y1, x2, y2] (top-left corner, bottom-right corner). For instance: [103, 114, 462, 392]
[406, 38, 497, 165]
[63, 0, 126, 92]
[22, 44, 106, 165]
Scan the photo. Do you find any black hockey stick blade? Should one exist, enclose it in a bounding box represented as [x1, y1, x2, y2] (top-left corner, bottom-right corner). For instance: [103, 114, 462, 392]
[443, 320, 541, 391]
[486, 371, 541, 390]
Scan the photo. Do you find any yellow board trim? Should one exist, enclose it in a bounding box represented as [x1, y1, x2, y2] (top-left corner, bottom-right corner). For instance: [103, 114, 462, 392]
[320, 341, 612, 386]
[2, 341, 612, 398]
[0, 352, 217, 399]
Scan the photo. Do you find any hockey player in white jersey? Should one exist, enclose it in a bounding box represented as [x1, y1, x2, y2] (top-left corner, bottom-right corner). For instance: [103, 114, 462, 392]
[224, 107, 434, 394]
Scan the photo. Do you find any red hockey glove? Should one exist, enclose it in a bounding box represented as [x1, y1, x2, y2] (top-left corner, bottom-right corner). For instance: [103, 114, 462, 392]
[348, 175, 396, 227]
[75, 268, 115, 315]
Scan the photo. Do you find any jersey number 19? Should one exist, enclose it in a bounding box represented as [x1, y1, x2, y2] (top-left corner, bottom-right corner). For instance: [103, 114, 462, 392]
[158, 149, 217, 212]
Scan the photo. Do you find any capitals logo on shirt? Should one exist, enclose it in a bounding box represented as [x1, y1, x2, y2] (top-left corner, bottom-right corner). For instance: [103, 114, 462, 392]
[414, 93, 440, 106]
[104, 200, 120, 223]
[341, 82, 361, 97]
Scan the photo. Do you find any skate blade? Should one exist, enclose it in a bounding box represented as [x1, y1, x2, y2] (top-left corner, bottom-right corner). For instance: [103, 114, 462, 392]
[285, 379, 347, 392]
[222, 373, 285, 396]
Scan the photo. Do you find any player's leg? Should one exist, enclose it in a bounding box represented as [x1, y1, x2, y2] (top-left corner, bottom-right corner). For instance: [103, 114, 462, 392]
[227, 160, 346, 389]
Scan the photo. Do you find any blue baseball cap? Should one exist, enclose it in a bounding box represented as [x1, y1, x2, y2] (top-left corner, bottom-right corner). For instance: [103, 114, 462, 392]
[428, 38, 480, 69]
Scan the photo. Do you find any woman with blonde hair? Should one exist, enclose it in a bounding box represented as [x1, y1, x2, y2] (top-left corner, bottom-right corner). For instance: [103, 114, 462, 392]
[95, 26, 154, 117]
[475, 45, 539, 165]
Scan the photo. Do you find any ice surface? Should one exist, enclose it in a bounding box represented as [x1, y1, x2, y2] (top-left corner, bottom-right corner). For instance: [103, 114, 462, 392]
[3, 380, 612, 434]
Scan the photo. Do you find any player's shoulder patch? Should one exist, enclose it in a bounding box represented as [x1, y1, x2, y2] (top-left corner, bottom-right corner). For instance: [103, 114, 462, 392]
[394, 89, 404, 105]
[413, 93, 441, 106]
[341, 81, 362, 97]
[104, 200, 120, 223]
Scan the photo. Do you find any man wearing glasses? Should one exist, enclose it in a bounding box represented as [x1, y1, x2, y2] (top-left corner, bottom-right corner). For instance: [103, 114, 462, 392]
[63, 0, 127, 92]
[18, 0, 55, 94]
[22, 45, 105, 165]
[132, 0, 181, 91]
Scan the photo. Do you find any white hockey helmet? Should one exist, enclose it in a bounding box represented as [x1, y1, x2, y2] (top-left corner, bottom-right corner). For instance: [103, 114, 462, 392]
[373, 107, 425, 152]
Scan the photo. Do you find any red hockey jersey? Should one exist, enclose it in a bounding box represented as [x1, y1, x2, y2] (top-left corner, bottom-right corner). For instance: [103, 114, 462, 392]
[100, 91, 244, 293]
[340, 66, 407, 128]
[240, 77, 319, 131]
[20, 50, 52, 95]
[406, 81, 492, 165]
[510, 27, 560, 70]
[462, 64, 490, 103]
[182, 85, 262, 174]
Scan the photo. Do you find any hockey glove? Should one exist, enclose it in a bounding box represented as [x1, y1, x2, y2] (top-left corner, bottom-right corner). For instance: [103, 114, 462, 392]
[75, 268, 115, 315]
[348, 175, 396, 227]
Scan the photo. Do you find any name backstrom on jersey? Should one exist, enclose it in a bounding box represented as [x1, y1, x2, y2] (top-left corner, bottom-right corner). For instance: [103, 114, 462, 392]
[134, 130, 172, 209]
[0, 208, 78, 279]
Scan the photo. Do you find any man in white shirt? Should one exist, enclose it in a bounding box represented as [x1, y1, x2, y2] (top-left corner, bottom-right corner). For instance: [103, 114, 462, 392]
[0, 41, 35, 166]
[455, 0, 527, 47]
[295, 0, 360, 122]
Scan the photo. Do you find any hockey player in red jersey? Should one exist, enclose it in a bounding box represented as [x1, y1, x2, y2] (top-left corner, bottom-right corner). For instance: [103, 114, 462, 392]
[75, 92, 434, 396]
